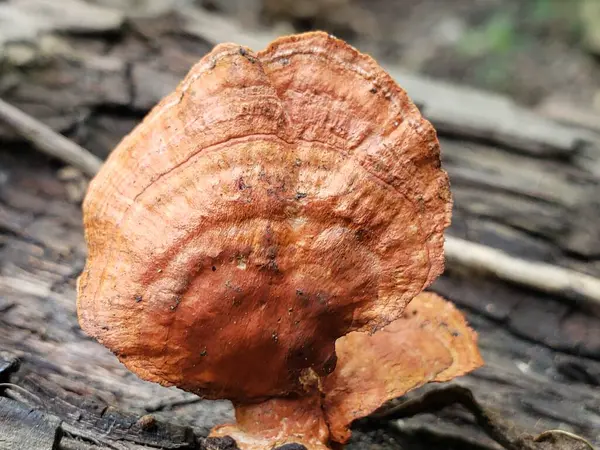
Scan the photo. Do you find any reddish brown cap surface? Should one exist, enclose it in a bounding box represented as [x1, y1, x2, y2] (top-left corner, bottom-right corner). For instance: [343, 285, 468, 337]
[77, 31, 451, 401]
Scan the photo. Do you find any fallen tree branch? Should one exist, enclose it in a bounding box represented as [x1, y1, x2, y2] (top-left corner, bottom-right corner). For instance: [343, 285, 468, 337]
[2, 96, 600, 313]
[445, 236, 600, 311]
[0, 98, 102, 177]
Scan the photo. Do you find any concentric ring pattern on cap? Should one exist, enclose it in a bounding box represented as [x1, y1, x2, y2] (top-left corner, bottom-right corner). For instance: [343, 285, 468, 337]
[76, 31, 451, 401]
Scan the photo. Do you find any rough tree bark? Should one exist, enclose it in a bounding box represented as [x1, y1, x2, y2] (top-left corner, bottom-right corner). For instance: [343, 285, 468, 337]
[1, 2, 600, 449]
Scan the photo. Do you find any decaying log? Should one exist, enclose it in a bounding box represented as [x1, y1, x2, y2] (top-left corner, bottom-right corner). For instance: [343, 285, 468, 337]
[1, 2, 600, 449]
[0, 355, 238, 450]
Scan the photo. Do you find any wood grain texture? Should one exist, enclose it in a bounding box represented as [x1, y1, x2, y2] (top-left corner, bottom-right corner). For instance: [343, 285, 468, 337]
[0, 397, 61, 450]
[1, 4, 600, 449]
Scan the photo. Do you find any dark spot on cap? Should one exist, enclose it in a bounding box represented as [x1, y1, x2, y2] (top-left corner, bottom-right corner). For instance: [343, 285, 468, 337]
[237, 177, 249, 190]
[134, 295, 143, 303]
[238, 47, 257, 63]
[370, 87, 378, 94]
[322, 352, 337, 375]
[212, 266, 217, 271]
[169, 296, 181, 311]
[355, 228, 369, 241]
[295, 192, 307, 200]
[200, 348, 208, 357]
[296, 289, 310, 307]
[260, 246, 279, 272]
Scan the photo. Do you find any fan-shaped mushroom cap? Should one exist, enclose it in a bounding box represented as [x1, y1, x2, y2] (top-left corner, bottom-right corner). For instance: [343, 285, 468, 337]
[77, 31, 451, 401]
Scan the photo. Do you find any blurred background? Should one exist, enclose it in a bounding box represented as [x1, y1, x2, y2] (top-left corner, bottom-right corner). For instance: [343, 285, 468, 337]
[3, 0, 600, 108]
[1, 1, 600, 449]
[204, 0, 600, 107]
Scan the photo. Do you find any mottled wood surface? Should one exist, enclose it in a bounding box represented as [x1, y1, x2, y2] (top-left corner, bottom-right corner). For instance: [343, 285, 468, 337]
[0, 397, 61, 450]
[1, 3, 600, 449]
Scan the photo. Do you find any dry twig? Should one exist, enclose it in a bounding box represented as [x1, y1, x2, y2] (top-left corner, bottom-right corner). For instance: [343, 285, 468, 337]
[0, 98, 102, 177]
[0, 383, 43, 407]
[445, 237, 600, 310]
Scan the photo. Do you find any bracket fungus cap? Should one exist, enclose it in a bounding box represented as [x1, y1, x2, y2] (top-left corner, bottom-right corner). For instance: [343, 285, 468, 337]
[77, 31, 451, 402]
